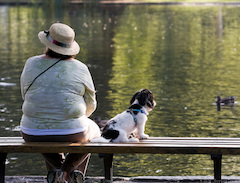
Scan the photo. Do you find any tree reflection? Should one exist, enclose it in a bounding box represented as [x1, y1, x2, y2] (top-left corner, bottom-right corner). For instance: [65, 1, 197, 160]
[1, 3, 240, 177]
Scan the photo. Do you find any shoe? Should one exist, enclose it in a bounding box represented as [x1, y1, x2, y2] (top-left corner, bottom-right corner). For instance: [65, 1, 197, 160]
[47, 169, 68, 183]
[68, 170, 84, 183]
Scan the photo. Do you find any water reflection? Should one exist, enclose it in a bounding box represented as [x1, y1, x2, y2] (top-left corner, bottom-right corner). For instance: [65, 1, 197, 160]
[1, 3, 240, 177]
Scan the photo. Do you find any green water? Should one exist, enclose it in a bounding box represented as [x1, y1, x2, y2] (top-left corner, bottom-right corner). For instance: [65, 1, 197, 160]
[1, 3, 240, 177]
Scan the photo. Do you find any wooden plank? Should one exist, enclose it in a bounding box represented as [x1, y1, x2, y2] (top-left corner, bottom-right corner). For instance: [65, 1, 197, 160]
[0, 139, 238, 145]
[2, 137, 240, 143]
[0, 143, 240, 155]
[1, 137, 240, 155]
[148, 137, 240, 140]
[1, 140, 239, 147]
[0, 137, 240, 145]
[3, 142, 240, 147]
[2, 136, 240, 140]
[2, 137, 240, 144]
[1, 141, 240, 147]
[0, 141, 240, 147]
[139, 141, 240, 145]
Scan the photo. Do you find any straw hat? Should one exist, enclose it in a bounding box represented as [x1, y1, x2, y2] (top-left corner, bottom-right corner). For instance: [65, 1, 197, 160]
[38, 23, 80, 55]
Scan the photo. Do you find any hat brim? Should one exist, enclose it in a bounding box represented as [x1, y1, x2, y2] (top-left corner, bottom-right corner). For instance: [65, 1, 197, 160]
[38, 31, 80, 56]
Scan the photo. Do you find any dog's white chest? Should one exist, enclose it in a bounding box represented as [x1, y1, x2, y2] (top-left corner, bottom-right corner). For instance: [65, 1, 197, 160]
[111, 111, 146, 132]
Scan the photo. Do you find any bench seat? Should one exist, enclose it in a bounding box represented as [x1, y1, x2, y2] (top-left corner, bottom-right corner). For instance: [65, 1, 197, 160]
[1, 137, 240, 182]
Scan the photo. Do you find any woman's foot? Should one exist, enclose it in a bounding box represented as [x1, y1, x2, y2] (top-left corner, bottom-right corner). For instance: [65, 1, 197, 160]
[68, 170, 84, 183]
[47, 169, 68, 183]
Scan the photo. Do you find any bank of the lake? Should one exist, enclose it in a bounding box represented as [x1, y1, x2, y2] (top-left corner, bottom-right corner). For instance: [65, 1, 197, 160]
[5, 176, 240, 183]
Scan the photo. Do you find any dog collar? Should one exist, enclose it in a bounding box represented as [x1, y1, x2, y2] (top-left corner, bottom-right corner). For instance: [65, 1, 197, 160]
[126, 109, 148, 123]
[133, 109, 147, 115]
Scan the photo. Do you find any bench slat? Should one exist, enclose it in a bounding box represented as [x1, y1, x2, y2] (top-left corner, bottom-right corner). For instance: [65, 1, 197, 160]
[2, 137, 240, 142]
[2, 137, 240, 144]
[2, 137, 240, 141]
[1, 137, 240, 155]
[1, 143, 240, 154]
[148, 137, 240, 140]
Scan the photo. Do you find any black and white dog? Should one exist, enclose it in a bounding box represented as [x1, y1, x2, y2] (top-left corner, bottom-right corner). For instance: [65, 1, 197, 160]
[91, 89, 156, 143]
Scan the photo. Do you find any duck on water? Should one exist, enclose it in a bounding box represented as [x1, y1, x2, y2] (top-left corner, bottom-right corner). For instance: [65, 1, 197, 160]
[215, 96, 236, 111]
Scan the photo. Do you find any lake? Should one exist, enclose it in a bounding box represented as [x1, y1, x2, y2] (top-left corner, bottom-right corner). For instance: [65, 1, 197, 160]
[1, 2, 240, 177]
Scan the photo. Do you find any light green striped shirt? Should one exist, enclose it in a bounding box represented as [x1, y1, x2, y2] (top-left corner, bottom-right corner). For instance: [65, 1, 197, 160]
[20, 55, 96, 133]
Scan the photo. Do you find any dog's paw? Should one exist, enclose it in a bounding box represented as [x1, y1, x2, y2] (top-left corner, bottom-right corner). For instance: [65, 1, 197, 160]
[139, 134, 149, 140]
[129, 137, 139, 142]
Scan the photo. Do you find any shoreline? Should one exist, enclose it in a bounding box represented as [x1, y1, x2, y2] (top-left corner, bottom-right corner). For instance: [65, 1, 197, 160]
[5, 176, 240, 183]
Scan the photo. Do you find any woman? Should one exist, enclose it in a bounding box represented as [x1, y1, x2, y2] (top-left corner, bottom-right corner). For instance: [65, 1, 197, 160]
[20, 23, 101, 183]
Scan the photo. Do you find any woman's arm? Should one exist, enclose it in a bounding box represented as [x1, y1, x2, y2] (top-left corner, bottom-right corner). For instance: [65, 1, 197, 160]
[84, 88, 97, 117]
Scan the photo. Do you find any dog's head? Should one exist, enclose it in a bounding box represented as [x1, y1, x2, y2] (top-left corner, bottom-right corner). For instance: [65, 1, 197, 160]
[130, 89, 156, 111]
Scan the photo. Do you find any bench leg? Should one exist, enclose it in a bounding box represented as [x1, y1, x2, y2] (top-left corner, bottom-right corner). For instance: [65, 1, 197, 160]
[0, 153, 7, 183]
[99, 153, 113, 182]
[211, 154, 222, 181]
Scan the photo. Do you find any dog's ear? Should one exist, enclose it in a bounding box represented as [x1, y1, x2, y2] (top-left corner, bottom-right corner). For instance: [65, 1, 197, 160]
[130, 91, 140, 104]
[137, 92, 148, 106]
[147, 97, 154, 108]
[139, 89, 154, 108]
[131, 89, 154, 107]
[146, 90, 154, 108]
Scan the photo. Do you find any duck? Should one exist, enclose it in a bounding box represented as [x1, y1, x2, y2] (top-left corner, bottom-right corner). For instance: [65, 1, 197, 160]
[215, 96, 236, 105]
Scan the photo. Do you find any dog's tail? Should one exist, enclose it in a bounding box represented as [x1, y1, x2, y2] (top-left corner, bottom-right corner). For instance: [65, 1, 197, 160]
[90, 137, 111, 143]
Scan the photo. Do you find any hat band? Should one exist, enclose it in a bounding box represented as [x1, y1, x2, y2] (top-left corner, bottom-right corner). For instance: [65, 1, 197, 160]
[46, 34, 73, 48]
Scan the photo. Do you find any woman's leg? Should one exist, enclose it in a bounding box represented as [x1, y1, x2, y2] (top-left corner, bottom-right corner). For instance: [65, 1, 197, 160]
[21, 132, 65, 172]
[21, 118, 101, 179]
[43, 153, 65, 171]
[61, 120, 101, 179]
[81, 118, 101, 142]
[61, 153, 91, 176]
[77, 153, 91, 175]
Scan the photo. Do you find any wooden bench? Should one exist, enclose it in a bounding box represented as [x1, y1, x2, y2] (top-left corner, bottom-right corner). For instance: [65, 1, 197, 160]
[1, 137, 240, 183]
